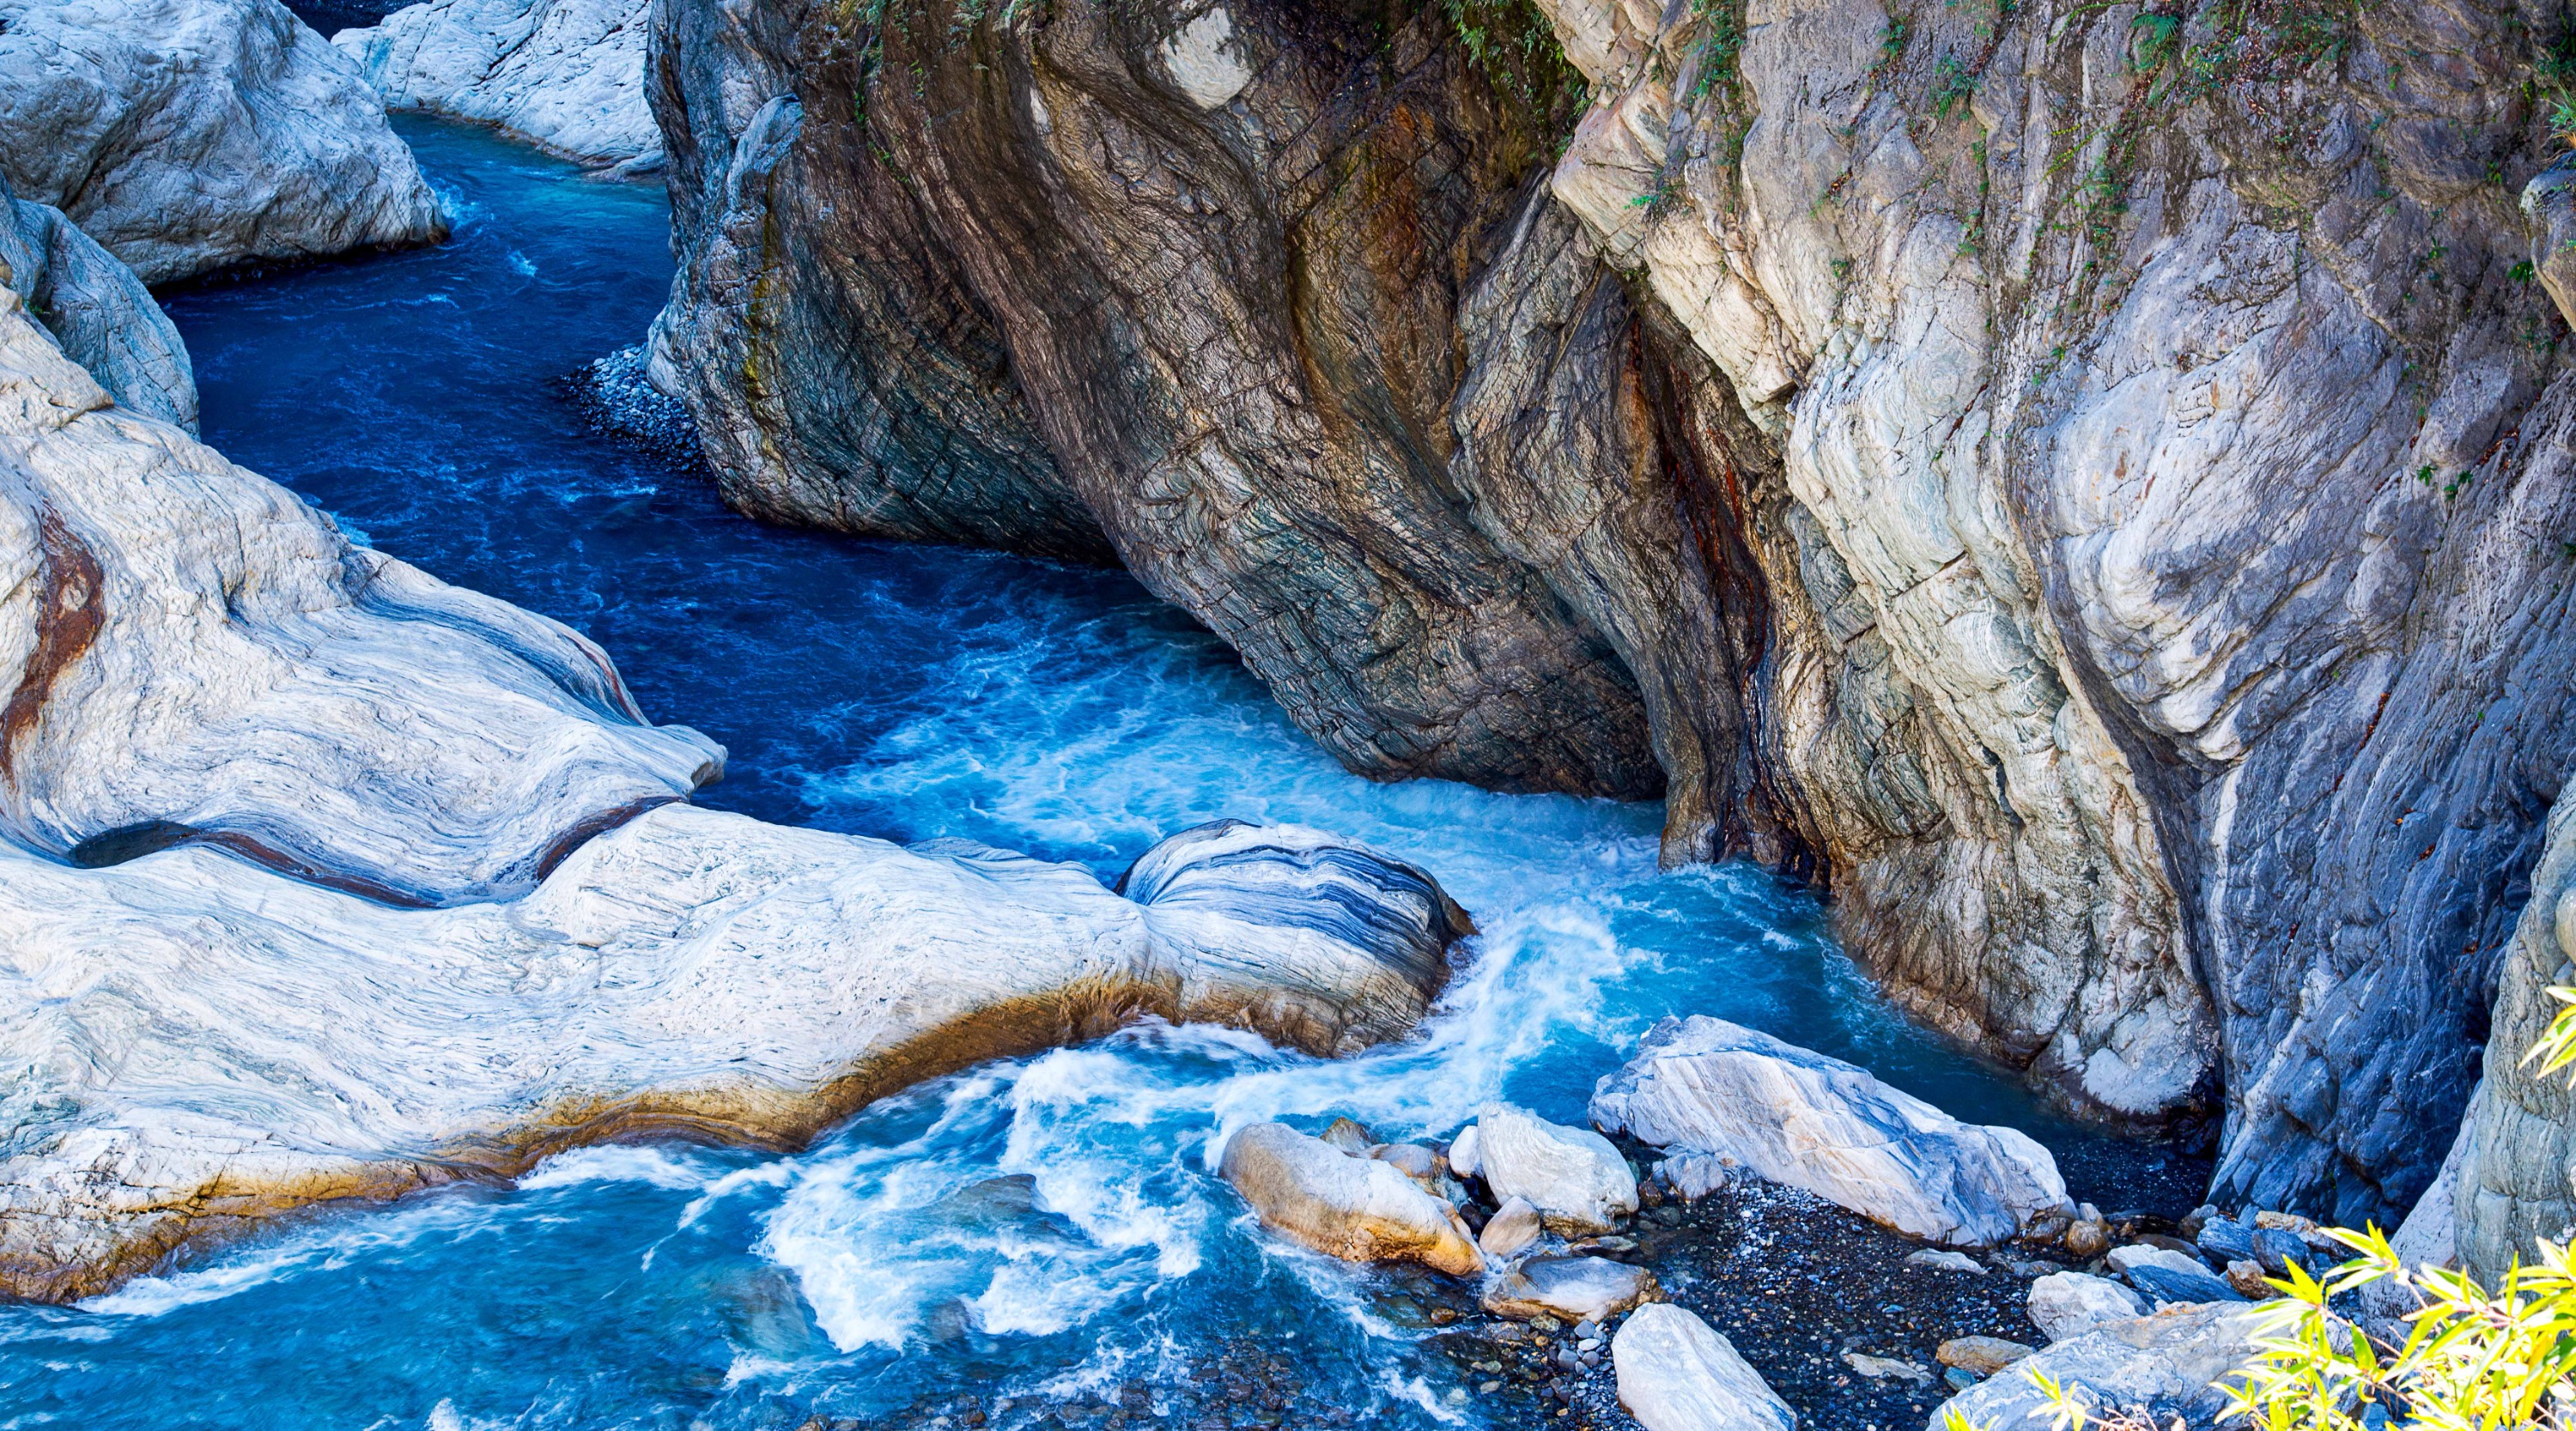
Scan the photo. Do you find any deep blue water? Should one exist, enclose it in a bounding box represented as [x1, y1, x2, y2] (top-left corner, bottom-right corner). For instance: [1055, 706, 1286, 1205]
[0, 117, 2148, 1428]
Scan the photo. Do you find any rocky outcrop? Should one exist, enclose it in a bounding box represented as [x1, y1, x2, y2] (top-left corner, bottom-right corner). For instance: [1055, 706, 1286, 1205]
[0, 288, 1465, 1301]
[0, 0, 446, 282]
[1612, 1303, 1797, 1431]
[0, 184, 196, 430]
[1219, 1122, 1485, 1276]
[1592, 1017, 2072, 1246]
[335, 0, 661, 167]
[1930, 1304, 2265, 1431]
[2457, 773, 2576, 1282]
[646, 0, 2576, 1221]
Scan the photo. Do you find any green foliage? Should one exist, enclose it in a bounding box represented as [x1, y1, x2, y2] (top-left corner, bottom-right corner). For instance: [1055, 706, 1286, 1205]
[1929, 52, 1978, 120]
[2516, 259, 2543, 283]
[2539, 14, 2576, 143]
[1878, 11, 1911, 73]
[2129, 13, 2178, 73]
[1440, 0, 1579, 111]
[1686, 0, 1747, 109]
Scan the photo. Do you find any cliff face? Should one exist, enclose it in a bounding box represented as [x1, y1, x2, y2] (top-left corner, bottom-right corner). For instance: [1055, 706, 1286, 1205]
[649, 0, 2576, 1223]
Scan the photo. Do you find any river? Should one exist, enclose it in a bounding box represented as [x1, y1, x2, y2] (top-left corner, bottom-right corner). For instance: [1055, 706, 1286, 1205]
[0, 117, 2186, 1430]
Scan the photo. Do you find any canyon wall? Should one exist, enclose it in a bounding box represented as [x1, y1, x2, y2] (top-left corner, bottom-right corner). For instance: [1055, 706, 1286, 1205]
[647, 0, 2576, 1225]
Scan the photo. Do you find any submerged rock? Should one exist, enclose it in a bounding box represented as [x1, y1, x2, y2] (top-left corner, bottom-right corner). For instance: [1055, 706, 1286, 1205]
[1217, 1124, 1484, 1278]
[0, 295, 1470, 1302]
[334, 0, 659, 167]
[1592, 1017, 2073, 1246]
[0, 184, 195, 430]
[1471, 1102, 1638, 1235]
[1481, 1255, 1659, 1323]
[2026, 1273, 2148, 1344]
[1929, 1304, 2267, 1431]
[0, 0, 445, 282]
[1610, 1303, 1795, 1431]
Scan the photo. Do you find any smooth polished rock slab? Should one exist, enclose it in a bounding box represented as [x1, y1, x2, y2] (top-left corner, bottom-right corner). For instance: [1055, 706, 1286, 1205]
[1612, 1302, 1795, 1431]
[1218, 1122, 1483, 1277]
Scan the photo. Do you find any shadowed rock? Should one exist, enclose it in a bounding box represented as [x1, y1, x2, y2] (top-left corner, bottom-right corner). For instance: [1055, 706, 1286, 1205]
[0, 0, 447, 282]
[1592, 1017, 2071, 1246]
[0, 182, 196, 430]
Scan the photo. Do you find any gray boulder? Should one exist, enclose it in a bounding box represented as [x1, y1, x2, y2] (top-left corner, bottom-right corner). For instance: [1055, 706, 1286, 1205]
[0, 0, 446, 282]
[1928, 1304, 2267, 1431]
[1472, 1102, 1638, 1235]
[334, 0, 659, 167]
[2026, 1272, 2147, 1344]
[2195, 1217, 2257, 1267]
[0, 185, 195, 428]
[1613, 1303, 1795, 1431]
[1593, 1017, 2073, 1246]
[1481, 1255, 1659, 1323]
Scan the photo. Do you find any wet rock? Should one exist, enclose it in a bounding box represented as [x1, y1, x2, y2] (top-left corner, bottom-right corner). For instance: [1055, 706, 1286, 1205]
[1472, 1103, 1638, 1236]
[0, 185, 195, 431]
[2026, 1273, 2147, 1344]
[1447, 1124, 1483, 1179]
[2063, 1218, 2112, 1259]
[1371, 1143, 1440, 1185]
[1936, 1336, 2034, 1378]
[1656, 1154, 1735, 1202]
[1479, 1196, 1544, 1258]
[1218, 1124, 1485, 1279]
[1319, 1119, 1374, 1156]
[0, 0, 445, 282]
[2121, 1263, 2245, 1308]
[1480, 1255, 1658, 1323]
[1592, 1017, 2073, 1246]
[1929, 1304, 2266, 1431]
[1610, 1302, 1795, 1431]
[333, 0, 660, 166]
[1905, 1250, 1984, 1275]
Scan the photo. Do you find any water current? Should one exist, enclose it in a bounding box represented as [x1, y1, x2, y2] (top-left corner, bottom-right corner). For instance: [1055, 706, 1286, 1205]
[0, 117, 2178, 1428]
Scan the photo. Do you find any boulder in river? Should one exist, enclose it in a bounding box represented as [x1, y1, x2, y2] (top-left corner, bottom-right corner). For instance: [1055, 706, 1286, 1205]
[1591, 1017, 2074, 1246]
[1479, 1196, 1543, 1258]
[2026, 1272, 2148, 1344]
[1611, 1302, 1795, 1431]
[1481, 1255, 1659, 1323]
[0, 0, 446, 282]
[0, 294, 1473, 1302]
[334, 0, 661, 168]
[1472, 1102, 1638, 1235]
[1928, 1303, 2267, 1431]
[1218, 1124, 1484, 1277]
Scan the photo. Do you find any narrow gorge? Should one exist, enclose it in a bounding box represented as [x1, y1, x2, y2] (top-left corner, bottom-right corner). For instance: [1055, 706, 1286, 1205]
[1, 0, 2573, 1423]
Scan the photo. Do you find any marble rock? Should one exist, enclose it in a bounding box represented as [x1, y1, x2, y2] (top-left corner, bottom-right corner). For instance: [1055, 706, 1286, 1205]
[1592, 1017, 2072, 1246]
[2026, 1272, 2148, 1344]
[1907, 1249, 1984, 1275]
[1482, 1255, 1659, 1323]
[1218, 1123, 1484, 1277]
[0, 185, 195, 430]
[335, 0, 659, 167]
[2121, 1263, 2245, 1309]
[1479, 1196, 1544, 1258]
[1936, 1336, 2033, 1378]
[1448, 1123, 1483, 1178]
[0, 0, 446, 282]
[1611, 1303, 1795, 1431]
[1928, 1304, 2267, 1431]
[2105, 1245, 2209, 1280]
[1472, 1102, 1638, 1235]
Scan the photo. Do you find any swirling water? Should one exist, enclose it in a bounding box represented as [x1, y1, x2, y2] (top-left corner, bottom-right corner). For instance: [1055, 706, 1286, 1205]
[0, 118, 2154, 1428]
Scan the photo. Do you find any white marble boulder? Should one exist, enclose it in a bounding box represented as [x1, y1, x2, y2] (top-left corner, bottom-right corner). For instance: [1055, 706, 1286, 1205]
[1929, 1304, 2267, 1431]
[1471, 1101, 1639, 1234]
[1592, 1017, 2073, 1246]
[1481, 1254, 1660, 1322]
[0, 0, 446, 282]
[335, 0, 660, 168]
[2026, 1272, 2148, 1343]
[1613, 1303, 1797, 1431]
[0, 183, 196, 430]
[0, 294, 1469, 1302]
[1218, 1123, 1485, 1277]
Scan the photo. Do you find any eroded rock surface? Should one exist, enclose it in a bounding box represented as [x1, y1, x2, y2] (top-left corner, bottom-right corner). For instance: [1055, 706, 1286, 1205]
[1929, 1304, 2265, 1430]
[0, 184, 196, 430]
[0, 291, 1466, 1302]
[336, 0, 659, 167]
[1592, 1017, 2071, 1246]
[0, 0, 447, 282]
[1471, 1101, 1639, 1235]
[2458, 772, 2576, 1282]
[642, 0, 2576, 1220]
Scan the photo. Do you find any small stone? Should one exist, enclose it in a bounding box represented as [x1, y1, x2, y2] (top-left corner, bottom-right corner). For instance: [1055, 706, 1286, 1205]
[2225, 1260, 2272, 1297]
[1479, 1381, 1502, 1393]
[1573, 1319, 1602, 1340]
[2179, 1204, 2219, 1240]
[2105, 1244, 2208, 1280]
[2022, 1208, 2073, 1242]
[2134, 1233, 2206, 1261]
[1532, 1315, 1564, 1334]
[1372, 1142, 1439, 1181]
[1841, 1352, 1933, 1384]
[1481, 1196, 1545, 1257]
[1319, 1118, 1374, 1155]
[2123, 1261, 2246, 1307]
[1611, 1303, 1795, 1431]
[2252, 1210, 2318, 1234]
[1936, 1335, 2034, 1376]
[2252, 1227, 2312, 1277]
[2196, 1216, 2257, 1265]
[1905, 1248, 1985, 1275]
[1945, 1367, 1979, 1392]
[2063, 1218, 2111, 1258]
[1655, 1152, 1735, 1202]
[1429, 1307, 1459, 1325]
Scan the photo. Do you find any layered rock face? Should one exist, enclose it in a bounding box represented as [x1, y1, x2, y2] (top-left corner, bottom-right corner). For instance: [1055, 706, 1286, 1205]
[0, 0, 447, 282]
[648, 0, 2576, 1222]
[0, 183, 197, 430]
[0, 285, 1465, 1301]
[336, 0, 662, 167]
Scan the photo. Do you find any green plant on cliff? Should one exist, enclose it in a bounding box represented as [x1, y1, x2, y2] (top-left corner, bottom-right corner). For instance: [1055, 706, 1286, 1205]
[1439, 0, 1578, 112]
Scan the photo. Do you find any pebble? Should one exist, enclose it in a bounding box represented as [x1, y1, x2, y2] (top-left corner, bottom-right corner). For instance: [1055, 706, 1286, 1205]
[1935, 1336, 2034, 1376]
[1905, 1249, 1984, 1275]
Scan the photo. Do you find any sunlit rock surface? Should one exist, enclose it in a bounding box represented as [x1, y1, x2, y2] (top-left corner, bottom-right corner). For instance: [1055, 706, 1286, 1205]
[0, 184, 196, 430]
[0, 294, 1465, 1302]
[1929, 1304, 2263, 1430]
[1612, 1303, 1796, 1431]
[1218, 1122, 1485, 1276]
[0, 0, 446, 282]
[643, 0, 2576, 1220]
[336, 0, 659, 167]
[1593, 1017, 2070, 1246]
